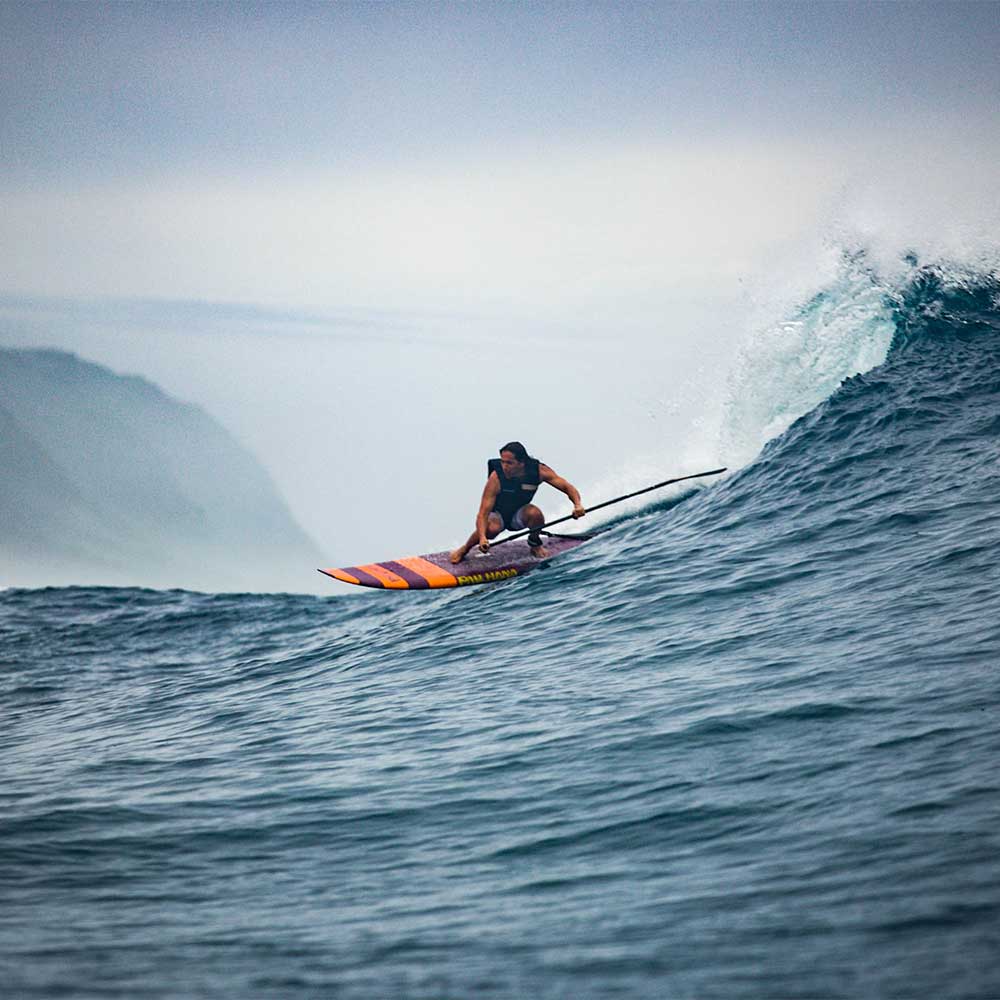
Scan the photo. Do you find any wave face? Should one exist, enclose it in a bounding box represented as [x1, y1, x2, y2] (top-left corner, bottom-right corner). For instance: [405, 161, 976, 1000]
[3, 266, 1000, 998]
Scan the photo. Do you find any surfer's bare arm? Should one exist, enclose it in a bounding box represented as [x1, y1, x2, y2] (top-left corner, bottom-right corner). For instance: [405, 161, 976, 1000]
[540, 464, 585, 518]
[450, 474, 502, 564]
[476, 474, 501, 549]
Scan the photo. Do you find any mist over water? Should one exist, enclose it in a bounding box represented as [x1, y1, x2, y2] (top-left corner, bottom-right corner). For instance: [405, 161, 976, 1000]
[0, 267, 967, 581]
[2, 111, 998, 576]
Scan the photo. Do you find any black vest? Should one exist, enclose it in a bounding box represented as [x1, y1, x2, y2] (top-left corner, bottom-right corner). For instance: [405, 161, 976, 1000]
[488, 457, 541, 524]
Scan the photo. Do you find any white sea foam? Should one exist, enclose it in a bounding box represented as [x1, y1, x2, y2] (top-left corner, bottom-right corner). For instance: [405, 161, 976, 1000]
[717, 251, 897, 468]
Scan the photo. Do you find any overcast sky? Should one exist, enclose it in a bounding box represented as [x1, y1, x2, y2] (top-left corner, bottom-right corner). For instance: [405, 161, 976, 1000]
[2, 1, 998, 578]
[3, 1, 997, 311]
[7, 2, 997, 178]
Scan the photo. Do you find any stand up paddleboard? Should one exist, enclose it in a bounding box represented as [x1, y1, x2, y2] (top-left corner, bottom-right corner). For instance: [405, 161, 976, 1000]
[319, 533, 591, 590]
[318, 467, 726, 591]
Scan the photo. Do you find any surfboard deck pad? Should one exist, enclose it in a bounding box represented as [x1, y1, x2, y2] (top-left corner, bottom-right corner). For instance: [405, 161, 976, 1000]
[319, 533, 591, 590]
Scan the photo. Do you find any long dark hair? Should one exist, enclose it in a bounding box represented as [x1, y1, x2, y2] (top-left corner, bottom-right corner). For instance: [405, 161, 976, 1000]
[499, 441, 531, 463]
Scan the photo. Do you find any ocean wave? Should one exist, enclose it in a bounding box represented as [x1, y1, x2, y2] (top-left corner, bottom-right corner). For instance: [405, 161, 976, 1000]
[3, 261, 1000, 998]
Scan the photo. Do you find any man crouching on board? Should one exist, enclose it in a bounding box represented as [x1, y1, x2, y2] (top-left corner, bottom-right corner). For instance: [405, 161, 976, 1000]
[450, 441, 586, 564]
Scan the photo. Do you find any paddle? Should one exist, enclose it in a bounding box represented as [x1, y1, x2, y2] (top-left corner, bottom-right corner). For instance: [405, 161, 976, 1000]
[489, 467, 728, 548]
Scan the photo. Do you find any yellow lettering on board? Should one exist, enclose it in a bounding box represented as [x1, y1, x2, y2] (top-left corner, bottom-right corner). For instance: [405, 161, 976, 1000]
[456, 568, 518, 585]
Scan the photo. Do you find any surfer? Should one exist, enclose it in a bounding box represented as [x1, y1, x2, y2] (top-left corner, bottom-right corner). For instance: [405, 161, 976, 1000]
[450, 441, 586, 564]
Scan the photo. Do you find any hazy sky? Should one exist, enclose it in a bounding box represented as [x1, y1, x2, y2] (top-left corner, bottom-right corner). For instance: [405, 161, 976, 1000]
[2, 1, 998, 578]
[3, 0, 997, 311]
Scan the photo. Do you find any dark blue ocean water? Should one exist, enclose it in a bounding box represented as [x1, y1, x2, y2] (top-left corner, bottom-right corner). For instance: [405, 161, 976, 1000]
[3, 267, 1000, 998]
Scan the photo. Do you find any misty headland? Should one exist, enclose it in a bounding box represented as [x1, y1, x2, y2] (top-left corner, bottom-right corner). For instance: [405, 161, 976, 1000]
[0, 347, 319, 592]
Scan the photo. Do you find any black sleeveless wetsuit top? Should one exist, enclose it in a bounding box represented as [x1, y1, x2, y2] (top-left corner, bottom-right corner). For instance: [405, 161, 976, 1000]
[488, 457, 541, 528]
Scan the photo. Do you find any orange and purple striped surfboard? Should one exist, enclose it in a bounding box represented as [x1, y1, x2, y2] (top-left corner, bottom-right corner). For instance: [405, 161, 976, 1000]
[319, 534, 591, 590]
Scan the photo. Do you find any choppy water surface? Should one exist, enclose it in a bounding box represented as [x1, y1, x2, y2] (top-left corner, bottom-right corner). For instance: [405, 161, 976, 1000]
[3, 267, 1000, 998]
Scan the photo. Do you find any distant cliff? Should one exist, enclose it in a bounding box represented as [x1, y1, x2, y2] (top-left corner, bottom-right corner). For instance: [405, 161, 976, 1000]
[0, 348, 321, 591]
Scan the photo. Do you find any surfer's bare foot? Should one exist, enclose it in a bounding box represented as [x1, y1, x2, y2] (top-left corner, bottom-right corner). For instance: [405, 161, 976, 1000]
[529, 544, 549, 559]
[449, 547, 468, 564]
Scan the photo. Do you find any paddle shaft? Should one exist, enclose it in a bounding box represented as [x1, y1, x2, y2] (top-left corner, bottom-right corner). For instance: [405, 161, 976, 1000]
[490, 467, 728, 548]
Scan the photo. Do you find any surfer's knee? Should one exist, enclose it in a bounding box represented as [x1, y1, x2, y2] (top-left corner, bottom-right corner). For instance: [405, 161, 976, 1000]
[521, 505, 544, 528]
[486, 513, 504, 537]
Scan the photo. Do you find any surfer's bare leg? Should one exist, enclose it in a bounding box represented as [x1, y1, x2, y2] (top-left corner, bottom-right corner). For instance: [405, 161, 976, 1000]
[520, 504, 550, 558]
[450, 514, 503, 564]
